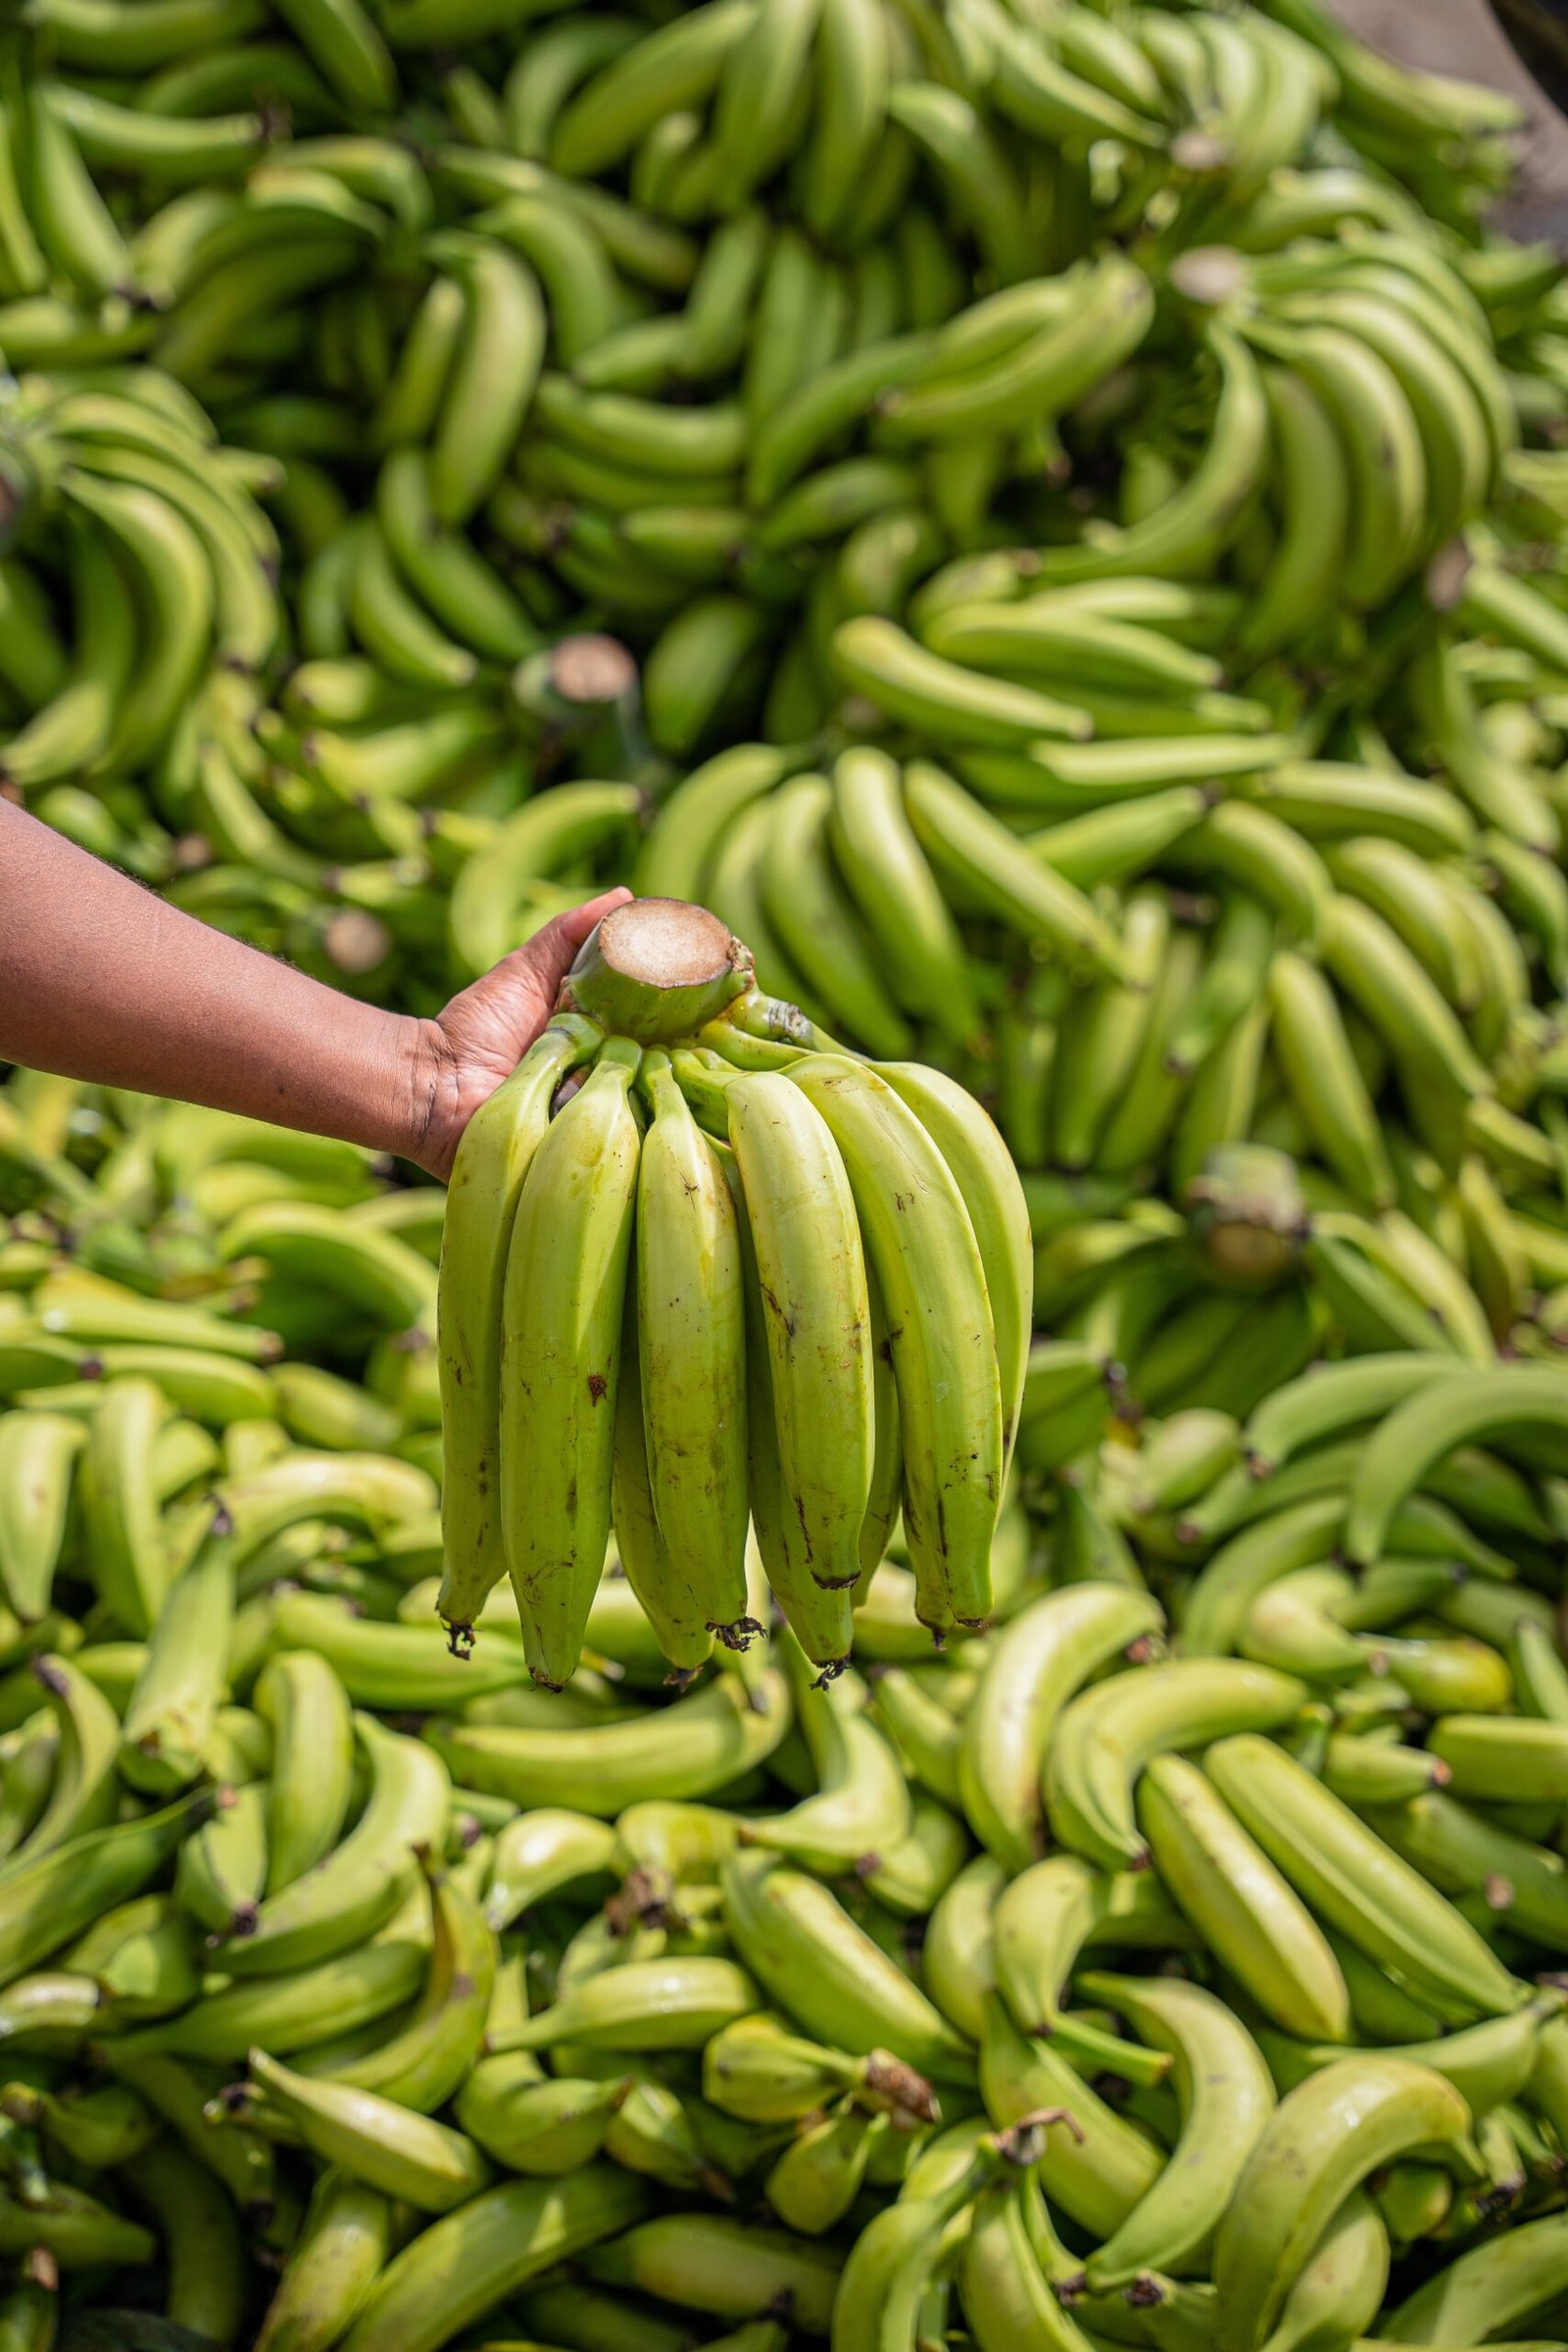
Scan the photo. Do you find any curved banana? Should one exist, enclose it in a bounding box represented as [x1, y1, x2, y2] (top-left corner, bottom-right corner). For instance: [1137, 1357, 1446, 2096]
[1256, 2189, 1390, 2352]
[748, 1653, 909, 1874]
[1081, 1970, 1276, 2290]
[875, 1058, 1033, 1470]
[117, 1519, 233, 1794]
[635, 1054, 752, 1646]
[1242, 365, 1350, 657]
[501, 1041, 642, 1690]
[1245, 1354, 1462, 1482]
[1213, 2056, 1480, 2352]
[255, 2171, 394, 2352]
[723, 1063, 874, 1595]
[426, 1666, 791, 1815]
[586, 2211, 839, 2338]
[493, 1953, 759, 2058]
[1267, 949, 1394, 1210]
[785, 1054, 1002, 1633]
[828, 747, 977, 1047]
[253, 1647, 355, 1895]
[958, 1584, 1163, 1873]
[315, 1861, 498, 2114]
[1258, 1991, 1556, 2123]
[979, 1991, 1163, 2240]
[211, 1715, 447, 1976]
[962, 2171, 1100, 2352]
[1344, 1366, 1568, 1566]
[240, 2049, 491, 2213]
[1045, 1659, 1307, 1871]
[337, 2167, 650, 2352]
[174, 1780, 269, 1936]
[992, 1850, 1182, 2078]
[721, 1847, 973, 2082]
[833, 2135, 1004, 2352]
[1382, 2206, 1568, 2343]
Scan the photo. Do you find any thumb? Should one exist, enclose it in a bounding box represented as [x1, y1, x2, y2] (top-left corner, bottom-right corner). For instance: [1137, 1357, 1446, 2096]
[517, 885, 633, 995]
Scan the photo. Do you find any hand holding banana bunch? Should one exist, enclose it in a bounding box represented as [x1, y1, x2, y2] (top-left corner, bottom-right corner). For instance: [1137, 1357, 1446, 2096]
[438, 894, 1031, 1686]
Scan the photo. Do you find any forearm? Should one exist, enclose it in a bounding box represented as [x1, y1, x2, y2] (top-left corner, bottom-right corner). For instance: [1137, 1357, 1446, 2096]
[0, 801, 447, 1162]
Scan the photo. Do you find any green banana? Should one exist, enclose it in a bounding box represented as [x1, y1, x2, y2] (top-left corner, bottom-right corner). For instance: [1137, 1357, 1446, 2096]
[239, 2050, 491, 2212]
[958, 1584, 1162, 1873]
[634, 1054, 752, 1649]
[502, 1042, 641, 1690]
[1207, 1735, 1526, 2025]
[1046, 1659, 1307, 1871]
[723, 1063, 874, 1595]
[209, 1714, 447, 1975]
[786, 1054, 1003, 1633]
[1139, 1751, 1350, 2042]
[1213, 2056, 1481, 2352]
[253, 1648, 355, 1895]
[339, 2169, 651, 2352]
[437, 1015, 600, 1642]
[1080, 1970, 1276, 2291]
[255, 2169, 394, 2352]
[721, 1848, 974, 2083]
[427, 1666, 791, 1815]
[1343, 1366, 1568, 1565]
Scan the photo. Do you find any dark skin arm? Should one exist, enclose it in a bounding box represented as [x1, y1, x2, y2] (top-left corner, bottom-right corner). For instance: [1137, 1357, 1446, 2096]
[0, 799, 632, 1181]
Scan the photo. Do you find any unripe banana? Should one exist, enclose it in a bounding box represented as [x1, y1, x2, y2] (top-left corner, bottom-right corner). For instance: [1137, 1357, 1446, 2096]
[502, 1041, 642, 1690]
[437, 1013, 599, 1643]
[1214, 2056, 1481, 2352]
[785, 1055, 1003, 1634]
[634, 1056, 752, 1648]
[722, 1065, 874, 1596]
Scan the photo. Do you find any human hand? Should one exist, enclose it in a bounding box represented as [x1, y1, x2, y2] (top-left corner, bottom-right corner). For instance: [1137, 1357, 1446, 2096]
[404, 886, 633, 1181]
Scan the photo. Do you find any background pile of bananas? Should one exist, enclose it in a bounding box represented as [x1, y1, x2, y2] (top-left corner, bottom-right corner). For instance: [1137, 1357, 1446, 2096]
[9, 0, 1568, 2336]
[0, 0, 1553, 1027]
[2, 1096, 1568, 2345]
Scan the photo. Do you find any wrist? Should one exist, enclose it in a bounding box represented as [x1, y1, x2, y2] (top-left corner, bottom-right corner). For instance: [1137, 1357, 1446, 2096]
[389, 1014, 462, 1180]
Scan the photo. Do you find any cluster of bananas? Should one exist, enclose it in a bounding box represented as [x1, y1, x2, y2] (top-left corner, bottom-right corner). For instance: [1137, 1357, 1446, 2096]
[3, 1086, 1568, 2345]
[437, 897, 1028, 1686]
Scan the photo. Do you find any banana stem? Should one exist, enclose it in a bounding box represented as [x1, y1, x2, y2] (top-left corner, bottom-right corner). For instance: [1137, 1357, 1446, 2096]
[562, 898, 752, 1043]
[724, 988, 858, 1057]
[669, 1048, 737, 1136]
[510, 632, 651, 780]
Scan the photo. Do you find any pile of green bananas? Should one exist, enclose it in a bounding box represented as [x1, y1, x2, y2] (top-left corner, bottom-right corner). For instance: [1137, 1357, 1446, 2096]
[0, 0, 1555, 1024]
[12, 0, 1568, 2336]
[634, 510, 1568, 1364]
[437, 895, 1029, 1686]
[3, 1085, 1568, 2346]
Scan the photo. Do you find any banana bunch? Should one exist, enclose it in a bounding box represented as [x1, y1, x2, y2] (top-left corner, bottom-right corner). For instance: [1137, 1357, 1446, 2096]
[438, 893, 1028, 1686]
[956, 225, 1516, 644]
